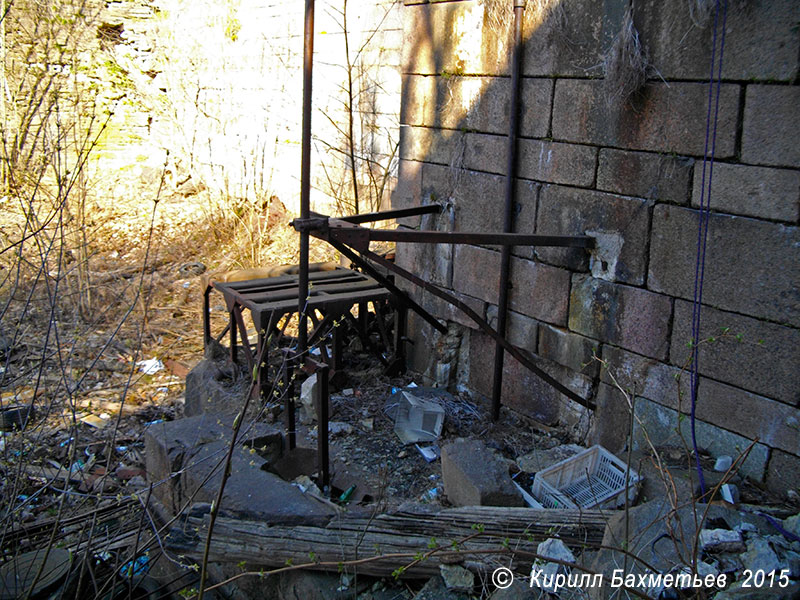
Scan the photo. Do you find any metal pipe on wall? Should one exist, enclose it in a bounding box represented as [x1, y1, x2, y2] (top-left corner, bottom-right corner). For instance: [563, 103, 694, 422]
[491, 0, 526, 421]
[298, 0, 315, 357]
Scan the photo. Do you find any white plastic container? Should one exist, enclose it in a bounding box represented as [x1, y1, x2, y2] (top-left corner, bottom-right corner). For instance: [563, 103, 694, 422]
[531, 445, 640, 509]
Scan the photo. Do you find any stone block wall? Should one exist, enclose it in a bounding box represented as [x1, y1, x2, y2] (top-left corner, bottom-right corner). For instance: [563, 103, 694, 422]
[393, 0, 799, 492]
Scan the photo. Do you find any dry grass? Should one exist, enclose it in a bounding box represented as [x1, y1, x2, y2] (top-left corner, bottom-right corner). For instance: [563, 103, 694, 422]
[603, 6, 649, 108]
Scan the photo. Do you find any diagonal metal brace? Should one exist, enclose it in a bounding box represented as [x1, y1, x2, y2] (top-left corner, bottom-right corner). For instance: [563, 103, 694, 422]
[327, 239, 447, 335]
[349, 245, 596, 411]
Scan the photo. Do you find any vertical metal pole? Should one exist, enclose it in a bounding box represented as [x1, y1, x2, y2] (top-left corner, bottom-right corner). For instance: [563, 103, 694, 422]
[283, 355, 296, 450]
[229, 310, 237, 364]
[491, 0, 525, 421]
[298, 0, 315, 357]
[394, 305, 407, 366]
[203, 287, 211, 350]
[332, 319, 343, 372]
[317, 362, 330, 490]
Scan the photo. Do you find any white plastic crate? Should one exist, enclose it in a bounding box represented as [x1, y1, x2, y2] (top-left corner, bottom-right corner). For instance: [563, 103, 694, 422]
[531, 445, 640, 510]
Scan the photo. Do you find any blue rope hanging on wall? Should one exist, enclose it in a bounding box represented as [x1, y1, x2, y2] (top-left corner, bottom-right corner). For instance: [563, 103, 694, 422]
[690, 0, 728, 498]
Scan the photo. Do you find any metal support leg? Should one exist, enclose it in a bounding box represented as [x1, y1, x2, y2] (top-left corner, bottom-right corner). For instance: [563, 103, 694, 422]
[358, 302, 368, 341]
[229, 310, 237, 364]
[203, 287, 211, 349]
[393, 305, 407, 370]
[332, 319, 343, 372]
[316, 362, 330, 491]
[283, 354, 296, 450]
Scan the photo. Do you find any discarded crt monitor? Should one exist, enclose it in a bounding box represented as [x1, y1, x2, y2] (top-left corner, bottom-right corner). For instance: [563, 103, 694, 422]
[392, 391, 445, 444]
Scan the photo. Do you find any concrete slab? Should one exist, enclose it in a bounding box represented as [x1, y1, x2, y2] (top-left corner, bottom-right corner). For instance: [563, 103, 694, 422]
[145, 414, 335, 524]
[441, 439, 523, 507]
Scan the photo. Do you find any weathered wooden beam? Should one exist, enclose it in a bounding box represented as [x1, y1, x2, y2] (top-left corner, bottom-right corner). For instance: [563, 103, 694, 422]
[167, 504, 610, 578]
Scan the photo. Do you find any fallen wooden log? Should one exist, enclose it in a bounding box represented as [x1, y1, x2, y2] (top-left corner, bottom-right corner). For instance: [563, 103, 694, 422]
[167, 503, 610, 578]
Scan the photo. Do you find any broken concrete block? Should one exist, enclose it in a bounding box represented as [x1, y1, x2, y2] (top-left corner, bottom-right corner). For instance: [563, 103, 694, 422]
[184, 359, 248, 417]
[533, 538, 576, 594]
[590, 501, 759, 599]
[783, 513, 800, 538]
[720, 483, 740, 505]
[714, 455, 734, 473]
[145, 414, 333, 524]
[145, 413, 279, 513]
[439, 564, 474, 593]
[699, 529, 745, 554]
[741, 538, 783, 576]
[441, 439, 523, 507]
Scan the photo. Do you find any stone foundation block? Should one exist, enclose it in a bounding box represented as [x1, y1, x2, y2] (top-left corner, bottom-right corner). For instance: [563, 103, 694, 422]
[537, 185, 650, 285]
[518, 139, 596, 187]
[630, 397, 769, 481]
[742, 85, 800, 168]
[553, 80, 739, 158]
[453, 245, 569, 325]
[569, 275, 672, 360]
[670, 300, 800, 404]
[538, 324, 599, 377]
[691, 162, 799, 222]
[597, 148, 692, 203]
[649, 205, 800, 327]
[636, 0, 799, 82]
[441, 439, 522, 507]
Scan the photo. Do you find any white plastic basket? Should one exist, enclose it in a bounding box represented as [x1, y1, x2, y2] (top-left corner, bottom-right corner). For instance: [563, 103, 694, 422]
[531, 445, 640, 510]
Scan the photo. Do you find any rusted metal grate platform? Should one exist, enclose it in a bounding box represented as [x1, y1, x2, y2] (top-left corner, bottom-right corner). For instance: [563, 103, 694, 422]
[204, 267, 404, 481]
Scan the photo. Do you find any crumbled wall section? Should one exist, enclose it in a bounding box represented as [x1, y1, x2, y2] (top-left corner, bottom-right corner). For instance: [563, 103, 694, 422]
[393, 0, 800, 493]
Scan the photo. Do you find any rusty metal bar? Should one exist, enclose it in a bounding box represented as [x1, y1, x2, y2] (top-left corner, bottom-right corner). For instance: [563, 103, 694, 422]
[348, 245, 595, 411]
[336, 204, 443, 224]
[281, 349, 297, 450]
[203, 286, 211, 348]
[327, 239, 447, 335]
[493, 0, 527, 421]
[228, 310, 237, 365]
[296, 215, 594, 249]
[298, 0, 315, 357]
[354, 229, 595, 248]
[314, 360, 330, 490]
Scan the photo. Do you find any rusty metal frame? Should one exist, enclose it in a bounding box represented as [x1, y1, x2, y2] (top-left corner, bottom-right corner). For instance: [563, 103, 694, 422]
[288, 0, 596, 494]
[296, 210, 596, 412]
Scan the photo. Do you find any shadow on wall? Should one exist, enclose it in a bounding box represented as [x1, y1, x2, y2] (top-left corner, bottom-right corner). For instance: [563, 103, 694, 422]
[391, 0, 800, 490]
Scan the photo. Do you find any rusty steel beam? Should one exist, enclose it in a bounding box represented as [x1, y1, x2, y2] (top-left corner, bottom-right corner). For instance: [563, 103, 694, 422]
[357, 230, 595, 248]
[336, 204, 443, 224]
[347, 244, 595, 412]
[294, 218, 595, 251]
[298, 0, 315, 356]
[294, 216, 595, 250]
[327, 239, 447, 335]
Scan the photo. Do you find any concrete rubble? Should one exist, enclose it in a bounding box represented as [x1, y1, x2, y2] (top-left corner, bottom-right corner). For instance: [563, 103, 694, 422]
[145, 361, 800, 599]
[441, 439, 523, 507]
